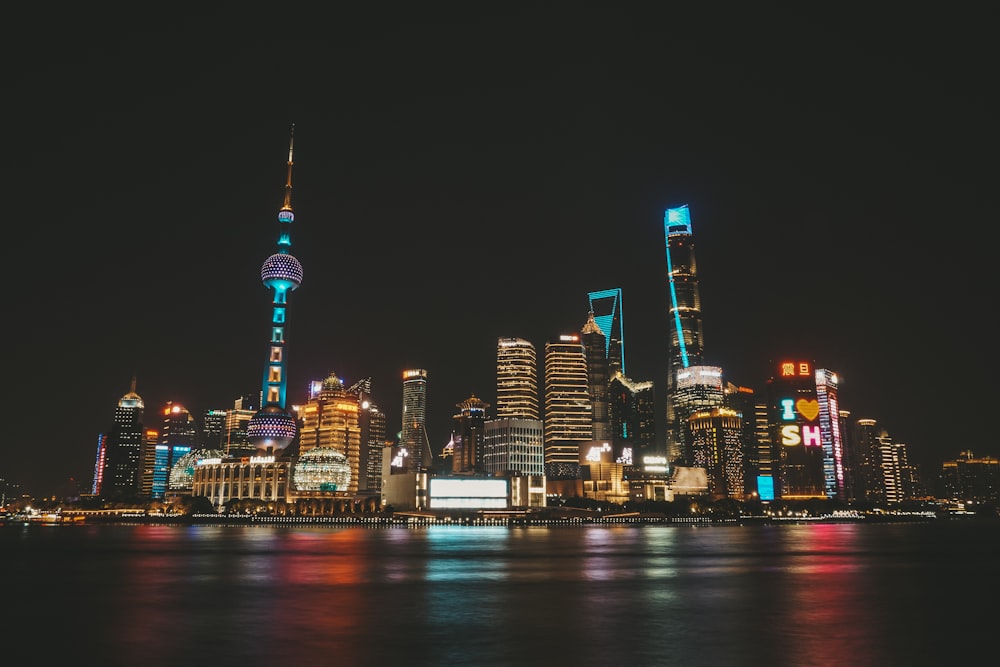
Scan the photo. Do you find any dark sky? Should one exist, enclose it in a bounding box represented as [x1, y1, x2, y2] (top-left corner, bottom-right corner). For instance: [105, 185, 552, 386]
[6, 4, 996, 496]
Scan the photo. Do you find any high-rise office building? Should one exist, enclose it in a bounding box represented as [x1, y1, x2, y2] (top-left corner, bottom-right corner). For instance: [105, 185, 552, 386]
[482, 419, 545, 478]
[723, 382, 760, 497]
[851, 418, 921, 504]
[496, 337, 539, 420]
[246, 126, 302, 456]
[347, 377, 384, 494]
[587, 288, 625, 376]
[402, 369, 429, 470]
[152, 401, 197, 499]
[689, 407, 744, 499]
[451, 394, 490, 474]
[544, 333, 592, 480]
[815, 368, 846, 500]
[491, 337, 545, 493]
[201, 409, 227, 450]
[582, 311, 611, 442]
[100, 377, 145, 498]
[672, 365, 724, 466]
[663, 205, 706, 466]
[766, 360, 826, 500]
[608, 372, 655, 464]
[361, 401, 387, 494]
[223, 394, 257, 456]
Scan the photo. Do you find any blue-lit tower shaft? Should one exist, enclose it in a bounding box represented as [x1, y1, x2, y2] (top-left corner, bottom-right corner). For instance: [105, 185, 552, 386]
[247, 126, 303, 454]
[262, 135, 298, 410]
[664, 205, 706, 466]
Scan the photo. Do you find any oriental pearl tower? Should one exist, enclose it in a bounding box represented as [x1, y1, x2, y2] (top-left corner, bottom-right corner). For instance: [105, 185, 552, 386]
[247, 125, 304, 455]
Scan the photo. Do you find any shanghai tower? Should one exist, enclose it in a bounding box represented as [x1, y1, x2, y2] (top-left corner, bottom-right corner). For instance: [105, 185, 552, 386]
[246, 126, 303, 455]
[663, 204, 706, 466]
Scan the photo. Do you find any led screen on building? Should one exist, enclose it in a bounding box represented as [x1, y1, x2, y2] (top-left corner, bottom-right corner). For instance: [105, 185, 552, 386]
[428, 478, 508, 509]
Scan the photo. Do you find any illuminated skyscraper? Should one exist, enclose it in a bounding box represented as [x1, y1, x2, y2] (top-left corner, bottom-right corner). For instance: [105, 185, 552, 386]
[223, 394, 257, 457]
[451, 394, 490, 474]
[402, 369, 430, 470]
[299, 372, 362, 493]
[663, 205, 706, 466]
[201, 409, 227, 450]
[723, 382, 760, 497]
[587, 288, 625, 376]
[100, 377, 145, 498]
[496, 337, 539, 420]
[246, 126, 303, 456]
[672, 365, 724, 466]
[347, 377, 385, 494]
[609, 372, 655, 463]
[689, 407, 744, 499]
[815, 368, 846, 500]
[544, 333, 591, 479]
[582, 310, 611, 442]
[152, 401, 197, 499]
[766, 360, 826, 500]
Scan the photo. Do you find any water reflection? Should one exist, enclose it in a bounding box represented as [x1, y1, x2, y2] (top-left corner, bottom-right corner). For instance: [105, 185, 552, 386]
[3, 521, 997, 666]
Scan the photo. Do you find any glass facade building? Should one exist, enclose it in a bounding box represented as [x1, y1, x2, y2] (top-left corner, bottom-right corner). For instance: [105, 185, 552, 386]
[663, 205, 706, 466]
[402, 369, 429, 470]
[496, 337, 539, 420]
[544, 334, 592, 479]
[101, 377, 145, 498]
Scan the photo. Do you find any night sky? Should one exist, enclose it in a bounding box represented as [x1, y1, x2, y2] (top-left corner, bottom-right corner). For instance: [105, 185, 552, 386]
[6, 4, 996, 496]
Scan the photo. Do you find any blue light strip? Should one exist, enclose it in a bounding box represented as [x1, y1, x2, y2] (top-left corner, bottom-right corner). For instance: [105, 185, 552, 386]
[664, 211, 689, 368]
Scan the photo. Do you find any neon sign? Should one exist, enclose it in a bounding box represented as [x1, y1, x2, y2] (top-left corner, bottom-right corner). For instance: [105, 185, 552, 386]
[780, 361, 812, 377]
[779, 395, 822, 447]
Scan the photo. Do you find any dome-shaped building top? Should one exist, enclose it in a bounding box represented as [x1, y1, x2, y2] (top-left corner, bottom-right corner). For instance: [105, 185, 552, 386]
[292, 446, 351, 493]
[168, 448, 225, 491]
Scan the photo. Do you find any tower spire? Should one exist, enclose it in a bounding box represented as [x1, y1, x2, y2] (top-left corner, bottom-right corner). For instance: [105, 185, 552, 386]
[282, 123, 295, 212]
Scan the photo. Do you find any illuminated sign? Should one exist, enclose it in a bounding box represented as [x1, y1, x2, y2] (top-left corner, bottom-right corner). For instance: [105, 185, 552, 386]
[617, 447, 633, 466]
[391, 447, 409, 468]
[198, 458, 222, 466]
[249, 455, 275, 464]
[757, 475, 775, 501]
[428, 478, 509, 509]
[582, 442, 613, 464]
[781, 424, 821, 447]
[779, 396, 822, 447]
[430, 478, 507, 498]
[780, 361, 812, 377]
[559, 334, 580, 342]
[643, 455, 667, 473]
[402, 369, 427, 380]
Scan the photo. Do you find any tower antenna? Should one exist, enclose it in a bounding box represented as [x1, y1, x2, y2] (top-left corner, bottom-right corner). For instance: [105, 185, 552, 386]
[282, 123, 295, 212]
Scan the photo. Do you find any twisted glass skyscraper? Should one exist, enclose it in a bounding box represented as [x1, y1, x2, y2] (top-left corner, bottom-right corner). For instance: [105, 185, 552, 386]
[663, 205, 706, 466]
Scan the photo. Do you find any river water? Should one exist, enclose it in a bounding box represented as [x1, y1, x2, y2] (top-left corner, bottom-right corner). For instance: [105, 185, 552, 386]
[2, 519, 996, 666]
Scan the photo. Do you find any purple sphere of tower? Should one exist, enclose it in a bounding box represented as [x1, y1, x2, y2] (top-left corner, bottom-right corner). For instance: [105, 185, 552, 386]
[261, 252, 303, 291]
[246, 405, 298, 451]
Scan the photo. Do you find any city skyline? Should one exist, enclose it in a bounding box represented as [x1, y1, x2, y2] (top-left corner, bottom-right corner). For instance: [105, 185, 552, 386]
[6, 5, 996, 495]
